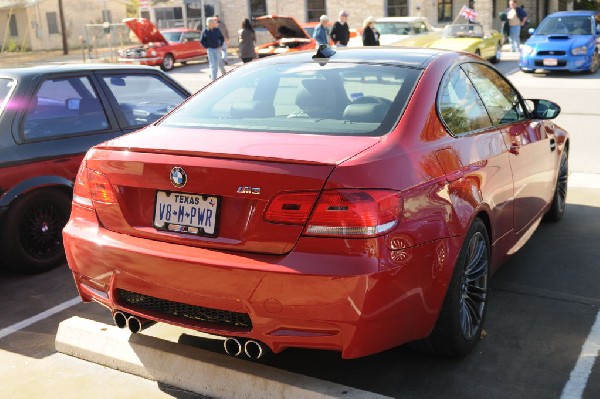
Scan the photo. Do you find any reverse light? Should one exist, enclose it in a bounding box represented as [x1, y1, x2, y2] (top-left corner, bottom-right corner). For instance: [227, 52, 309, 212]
[264, 191, 319, 225]
[305, 190, 402, 237]
[571, 45, 588, 55]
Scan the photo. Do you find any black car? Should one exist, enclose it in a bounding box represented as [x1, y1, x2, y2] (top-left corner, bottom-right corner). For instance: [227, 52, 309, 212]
[0, 64, 190, 274]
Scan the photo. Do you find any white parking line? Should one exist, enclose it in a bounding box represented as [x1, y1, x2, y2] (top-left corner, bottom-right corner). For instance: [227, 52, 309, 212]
[0, 297, 81, 340]
[561, 311, 600, 399]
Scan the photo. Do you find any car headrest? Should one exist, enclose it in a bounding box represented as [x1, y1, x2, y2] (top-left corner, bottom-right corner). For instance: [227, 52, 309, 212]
[79, 98, 103, 116]
[295, 79, 336, 112]
[343, 103, 388, 123]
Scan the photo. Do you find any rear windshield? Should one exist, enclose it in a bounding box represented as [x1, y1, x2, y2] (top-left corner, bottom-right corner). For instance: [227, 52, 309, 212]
[0, 78, 16, 115]
[536, 16, 593, 35]
[161, 62, 420, 136]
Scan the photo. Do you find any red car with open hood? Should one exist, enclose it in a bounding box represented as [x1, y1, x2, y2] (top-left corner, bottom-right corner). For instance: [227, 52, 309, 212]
[255, 15, 317, 57]
[119, 18, 207, 71]
[64, 47, 569, 360]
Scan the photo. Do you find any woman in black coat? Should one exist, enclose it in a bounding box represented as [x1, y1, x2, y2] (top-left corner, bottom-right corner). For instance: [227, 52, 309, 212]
[362, 17, 380, 46]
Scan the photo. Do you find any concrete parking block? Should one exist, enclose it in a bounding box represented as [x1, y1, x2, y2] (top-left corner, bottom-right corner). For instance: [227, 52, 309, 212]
[55, 316, 392, 399]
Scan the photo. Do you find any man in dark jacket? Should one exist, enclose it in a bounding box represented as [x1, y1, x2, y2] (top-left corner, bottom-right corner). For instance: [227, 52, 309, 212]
[201, 17, 226, 80]
[331, 10, 350, 47]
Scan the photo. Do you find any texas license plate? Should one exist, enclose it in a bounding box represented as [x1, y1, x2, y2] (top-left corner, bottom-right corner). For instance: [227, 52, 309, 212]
[543, 58, 558, 66]
[153, 191, 219, 236]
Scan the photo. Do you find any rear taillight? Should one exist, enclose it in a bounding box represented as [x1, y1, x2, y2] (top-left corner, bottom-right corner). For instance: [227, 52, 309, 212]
[72, 161, 93, 208]
[264, 191, 319, 225]
[72, 162, 116, 208]
[305, 190, 402, 237]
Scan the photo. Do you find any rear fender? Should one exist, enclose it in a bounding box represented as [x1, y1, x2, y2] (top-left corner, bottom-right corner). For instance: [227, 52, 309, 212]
[0, 175, 73, 209]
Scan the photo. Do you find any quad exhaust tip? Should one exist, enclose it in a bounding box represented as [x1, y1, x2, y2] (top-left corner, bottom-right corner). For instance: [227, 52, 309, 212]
[112, 311, 154, 333]
[224, 337, 243, 357]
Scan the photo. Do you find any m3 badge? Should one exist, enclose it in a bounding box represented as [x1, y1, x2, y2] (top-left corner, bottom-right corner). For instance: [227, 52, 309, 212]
[237, 186, 261, 195]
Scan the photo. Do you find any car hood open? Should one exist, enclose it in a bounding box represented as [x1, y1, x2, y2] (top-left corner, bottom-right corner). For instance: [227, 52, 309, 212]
[256, 15, 310, 40]
[124, 18, 167, 44]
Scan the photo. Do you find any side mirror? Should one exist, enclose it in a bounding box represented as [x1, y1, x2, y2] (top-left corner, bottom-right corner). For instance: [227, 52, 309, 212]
[65, 98, 81, 111]
[528, 27, 535, 35]
[525, 99, 561, 120]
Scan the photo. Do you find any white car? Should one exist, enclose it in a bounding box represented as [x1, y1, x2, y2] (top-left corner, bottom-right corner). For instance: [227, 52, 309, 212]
[348, 17, 441, 47]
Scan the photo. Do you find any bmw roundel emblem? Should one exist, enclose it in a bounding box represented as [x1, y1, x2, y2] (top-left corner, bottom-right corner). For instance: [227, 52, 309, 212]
[170, 167, 187, 188]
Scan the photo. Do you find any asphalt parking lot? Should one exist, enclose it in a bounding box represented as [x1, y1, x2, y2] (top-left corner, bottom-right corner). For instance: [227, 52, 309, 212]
[1, 56, 599, 398]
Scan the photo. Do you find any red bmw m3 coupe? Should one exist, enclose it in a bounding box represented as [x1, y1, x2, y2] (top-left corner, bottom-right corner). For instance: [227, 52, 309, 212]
[64, 47, 569, 359]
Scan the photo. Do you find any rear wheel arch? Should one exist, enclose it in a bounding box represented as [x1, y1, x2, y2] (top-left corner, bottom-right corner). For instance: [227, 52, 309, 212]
[0, 175, 73, 209]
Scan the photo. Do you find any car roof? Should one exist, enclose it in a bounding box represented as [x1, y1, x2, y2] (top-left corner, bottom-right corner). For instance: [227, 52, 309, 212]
[548, 11, 597, 17]
[0, 64, 161, 79]
[255, 47, 451, 69]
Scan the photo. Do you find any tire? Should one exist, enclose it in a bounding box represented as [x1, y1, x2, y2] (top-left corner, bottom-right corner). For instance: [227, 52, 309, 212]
[587, 50, 599, 74]
[413, 218, 490, 357]
[521, 68, 534, 73]
[489, 43, 501, 63]
[0, 189, 71, 274]
[160, 54, 175, 71]
[545, 149, 568, 222]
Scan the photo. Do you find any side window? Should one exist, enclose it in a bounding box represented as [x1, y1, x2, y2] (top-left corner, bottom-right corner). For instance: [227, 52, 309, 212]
[461, 63, 526, 125]
[22, 77, 109, 141]
[438, 66, 492, 135]
[185, 32, 200, 42]
[101, 74, 188, 128]
[413, 22, 428, 34]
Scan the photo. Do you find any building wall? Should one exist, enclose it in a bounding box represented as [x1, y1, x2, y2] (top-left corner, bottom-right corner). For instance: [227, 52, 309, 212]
[0, 0, 127, 51]
[0, 9, 30, 51]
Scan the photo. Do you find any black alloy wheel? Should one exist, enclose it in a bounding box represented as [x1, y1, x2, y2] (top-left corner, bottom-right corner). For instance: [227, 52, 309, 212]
[0, 189, 70, 274]
[412, 218, 490, 357]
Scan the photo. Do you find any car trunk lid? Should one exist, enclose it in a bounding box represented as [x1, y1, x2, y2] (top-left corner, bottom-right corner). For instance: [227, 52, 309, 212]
[87, 126, 380, 255]
[256, 15, 310, 40]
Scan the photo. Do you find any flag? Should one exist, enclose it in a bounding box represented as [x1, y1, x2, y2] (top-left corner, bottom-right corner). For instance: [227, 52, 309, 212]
[459, 5, 478, 22]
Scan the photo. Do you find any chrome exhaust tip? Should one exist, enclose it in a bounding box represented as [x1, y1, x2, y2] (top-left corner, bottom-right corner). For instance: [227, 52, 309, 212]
[126, 315, 155, 333]
[244, 340, 268, 360]
[224, 337, 243, 357]
[112, 311, 128, 329]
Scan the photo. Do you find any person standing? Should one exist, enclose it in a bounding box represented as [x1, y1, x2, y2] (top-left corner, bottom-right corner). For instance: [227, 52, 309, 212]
[331, 10, 350, 47]
[362, 17, 380, 46]
[238, 18, 256, 63]
[215, 15, 230, 65]
[201, 17, 226, 81]
[506, 0, 527, 52]
[313, 15, 330, 47]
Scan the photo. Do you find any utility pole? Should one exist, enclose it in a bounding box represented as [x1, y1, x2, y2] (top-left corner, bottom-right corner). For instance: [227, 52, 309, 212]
[58, 0, 68, 55]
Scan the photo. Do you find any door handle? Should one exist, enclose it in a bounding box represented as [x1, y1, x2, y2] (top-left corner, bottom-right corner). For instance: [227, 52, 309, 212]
[549, 138, 556, 151]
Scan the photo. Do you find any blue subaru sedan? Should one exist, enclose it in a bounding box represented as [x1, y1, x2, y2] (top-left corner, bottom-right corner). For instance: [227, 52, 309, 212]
[520, 11, 599, 73]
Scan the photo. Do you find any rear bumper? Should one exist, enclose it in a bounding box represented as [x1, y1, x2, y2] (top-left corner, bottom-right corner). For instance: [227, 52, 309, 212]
[63, 207, 459, 359]
[519, 54, 593, 71]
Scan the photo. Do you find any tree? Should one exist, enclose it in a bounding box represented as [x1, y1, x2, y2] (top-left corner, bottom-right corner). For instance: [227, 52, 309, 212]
[127, 0, 140, 18]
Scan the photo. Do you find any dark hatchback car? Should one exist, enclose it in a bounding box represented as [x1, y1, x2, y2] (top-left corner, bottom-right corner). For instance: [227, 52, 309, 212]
[0, 64, 190, 274]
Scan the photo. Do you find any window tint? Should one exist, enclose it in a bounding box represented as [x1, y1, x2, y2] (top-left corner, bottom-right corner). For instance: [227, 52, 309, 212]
[101, 74, 187, 128]
[22, 77, 109, 141]
[461, 63, 526, 125]
[438, 66, 492, 135]
[161, 63, 420, 136]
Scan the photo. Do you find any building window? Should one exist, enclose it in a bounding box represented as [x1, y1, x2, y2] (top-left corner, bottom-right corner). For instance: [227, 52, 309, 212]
[249, 0, 267, 26]
[9, 14, 18, 37]
[307, 0, 326, 22]
[387, 0, 408, 17]
[46, 12, 59, 34]
[438, 0, 453, 22]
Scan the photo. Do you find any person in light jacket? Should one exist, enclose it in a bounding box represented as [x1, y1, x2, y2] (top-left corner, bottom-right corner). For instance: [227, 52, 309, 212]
[313, 15, 330, 47]
[238, 18, 256, 63]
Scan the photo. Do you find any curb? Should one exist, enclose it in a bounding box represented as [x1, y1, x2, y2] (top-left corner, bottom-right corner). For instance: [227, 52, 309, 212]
[55, 317, 392, 399]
